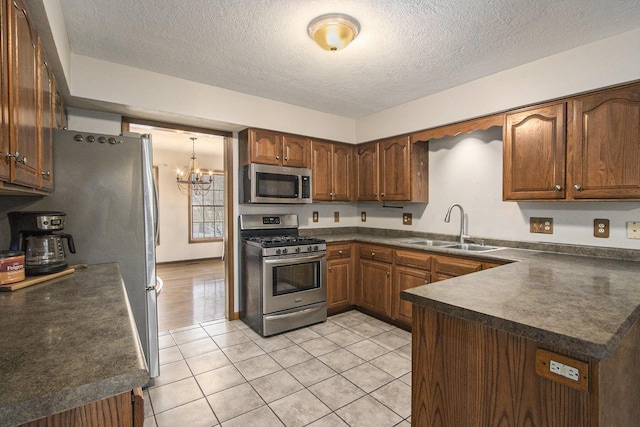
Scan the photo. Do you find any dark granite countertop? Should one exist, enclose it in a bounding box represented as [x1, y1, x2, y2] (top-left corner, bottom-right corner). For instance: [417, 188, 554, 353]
[0, 263, 149, 427]
[302, 228, 640, 360]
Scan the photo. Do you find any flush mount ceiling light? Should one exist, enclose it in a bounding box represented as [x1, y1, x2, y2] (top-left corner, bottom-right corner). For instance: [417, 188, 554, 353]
[308, 13, 360, 52]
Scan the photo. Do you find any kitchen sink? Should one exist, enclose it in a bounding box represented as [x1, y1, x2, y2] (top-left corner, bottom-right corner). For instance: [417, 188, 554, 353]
[402, 238, 455, 247]
[445, 243, 502, 252]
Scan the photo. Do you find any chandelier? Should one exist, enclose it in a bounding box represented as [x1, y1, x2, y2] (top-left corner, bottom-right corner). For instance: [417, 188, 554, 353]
[176, 137, 212, 196]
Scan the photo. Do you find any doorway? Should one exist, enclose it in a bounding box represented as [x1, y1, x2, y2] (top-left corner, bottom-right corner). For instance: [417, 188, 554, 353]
[124, 118, 234, 331]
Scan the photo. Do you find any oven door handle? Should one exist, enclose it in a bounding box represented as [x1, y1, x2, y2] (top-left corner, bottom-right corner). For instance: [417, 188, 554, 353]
[263, 253, 326, 266]
[264, 305, 324, 321]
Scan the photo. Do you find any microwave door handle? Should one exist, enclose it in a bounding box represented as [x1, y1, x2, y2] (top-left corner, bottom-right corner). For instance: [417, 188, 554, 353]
[263, 253, 326, 267]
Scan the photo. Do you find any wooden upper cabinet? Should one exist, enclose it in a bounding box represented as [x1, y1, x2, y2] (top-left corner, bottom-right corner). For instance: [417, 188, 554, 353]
[357, 136, 428, 202]
[8, 0, 40, 188]
[567, 83, 640, 199]
[380, 136, 412, 201]
[0, 0, 9, 182]
[38, 42, 53, 190]
[311, 140, 353, 201]
[239, 128, 310, 168]
[282, 134, 309, 168]
[356, 142, 379, 201]
[503, 103, 566, 200]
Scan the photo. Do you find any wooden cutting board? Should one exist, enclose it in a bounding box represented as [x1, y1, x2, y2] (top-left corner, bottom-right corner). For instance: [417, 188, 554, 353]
[0, 268, 75, 292]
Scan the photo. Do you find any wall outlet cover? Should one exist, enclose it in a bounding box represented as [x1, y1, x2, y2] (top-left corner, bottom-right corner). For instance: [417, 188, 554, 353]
[402, 213, 412, 225]
[361, 212, 367, 222]
[594, 218, 609, 238]
[334, 212, 340, 222]
[530, 217, 553, 234]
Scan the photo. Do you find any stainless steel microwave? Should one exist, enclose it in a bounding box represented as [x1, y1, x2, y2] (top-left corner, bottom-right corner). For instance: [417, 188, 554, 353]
[242, 163, 312, 204]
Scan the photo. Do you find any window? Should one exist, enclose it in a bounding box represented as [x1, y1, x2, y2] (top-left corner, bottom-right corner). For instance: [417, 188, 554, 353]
[189, 173, 224, 242]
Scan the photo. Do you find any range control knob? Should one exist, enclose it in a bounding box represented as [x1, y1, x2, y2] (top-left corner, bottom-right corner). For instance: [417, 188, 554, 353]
[308, 246, 314, 252]
[313, 245, 319, 251]
[275, 249, 282, 255]
[295, 247, 301, 253]
[282, 248, 288, 254]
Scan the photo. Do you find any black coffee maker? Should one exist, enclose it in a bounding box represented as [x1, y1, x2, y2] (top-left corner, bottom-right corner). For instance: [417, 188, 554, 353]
[8, 211, 76, 276]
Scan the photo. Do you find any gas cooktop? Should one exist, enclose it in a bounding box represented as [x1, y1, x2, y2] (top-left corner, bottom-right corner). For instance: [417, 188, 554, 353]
[244, 235, 325, 248]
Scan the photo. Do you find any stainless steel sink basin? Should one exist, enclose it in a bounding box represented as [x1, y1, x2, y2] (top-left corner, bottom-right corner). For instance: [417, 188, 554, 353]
[445, 243, 502, 252]
[402, 239, 455, 247]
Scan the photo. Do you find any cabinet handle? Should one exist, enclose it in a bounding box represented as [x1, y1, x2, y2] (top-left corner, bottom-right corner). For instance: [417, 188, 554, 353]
[574, 184, 582, 191]
[5, 151, 26, 165]
[555, 185, 562, 191]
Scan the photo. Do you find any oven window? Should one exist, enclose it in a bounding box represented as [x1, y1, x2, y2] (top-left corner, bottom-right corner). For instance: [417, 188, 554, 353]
[256, 172, 298, 198]
[272, 262, 320, 295]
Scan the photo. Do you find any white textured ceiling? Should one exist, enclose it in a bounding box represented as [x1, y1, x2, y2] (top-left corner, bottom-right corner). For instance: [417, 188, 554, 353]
[59, 0, 640, 118]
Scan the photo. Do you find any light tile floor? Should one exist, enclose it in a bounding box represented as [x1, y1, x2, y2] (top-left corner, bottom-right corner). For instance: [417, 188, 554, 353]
[144, 310, 412, 427]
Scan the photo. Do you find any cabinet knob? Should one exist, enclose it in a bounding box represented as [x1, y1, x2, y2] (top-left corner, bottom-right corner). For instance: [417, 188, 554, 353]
[371, 252, 375, 257]
[276, 155, 280, 160]
[386, 271, 390, 277]
[5, 152, 26, 165]
[555, 185, 562, 191]
[41, 171, 50, 177]
[424, 280, 429, 285]
[381, 192, 385, 197]
[284, 157, 289, 161]
[338, 250, 343, 255]
[574, 184, 582, 191]
[328, 267, 332, 272]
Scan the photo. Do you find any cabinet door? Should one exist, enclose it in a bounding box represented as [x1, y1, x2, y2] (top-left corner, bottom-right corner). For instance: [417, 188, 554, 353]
[8, 0, 40, 187]
[380, 136, 411, 201]
[503, 103, 566, 200]
[0, 0, 9, 181]
[568, 84, 640, 199]
[38, 43, 53, 190]
[282, 135, 310, 168]
[327, 257, 352, 310]
[311, 140, 332, 201]
[332, 143, 353, 201]
[432, 255, 482, 282]
[356, 142, 379, 201]
[393, 265, 430, 326]
[358, 259, 392, 317]
[249, 129, 282, 165]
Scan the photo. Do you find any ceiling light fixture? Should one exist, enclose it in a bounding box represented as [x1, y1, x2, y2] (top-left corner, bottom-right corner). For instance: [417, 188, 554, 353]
[176, 137, 212, 196]
[308, 13, 360, 52]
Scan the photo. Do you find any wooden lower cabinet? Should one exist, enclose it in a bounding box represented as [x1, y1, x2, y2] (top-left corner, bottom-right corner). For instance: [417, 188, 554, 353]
[358, 258, 392, 318]
[393, 265, 430, 326]
[432, 254, 482, 282]
[412, 305, 640, 426]
[326, 243, 354, 312]
[19, 389, 144, 427]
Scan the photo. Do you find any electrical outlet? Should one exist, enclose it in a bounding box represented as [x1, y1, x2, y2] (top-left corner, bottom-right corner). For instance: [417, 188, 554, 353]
[334, 212, 339, 222]
[312, 211, 318, 223]
[627, 221, 640, 239]
[594, 219, 609, 238]
[530, 217, 553, 234]
[402, 213, 412, 225]
[361, 212, 367, 222]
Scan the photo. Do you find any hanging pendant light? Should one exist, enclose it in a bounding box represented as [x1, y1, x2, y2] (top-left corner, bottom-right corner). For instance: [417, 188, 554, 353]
[176, 137, 212, 196]
[308, 13, 360, 52]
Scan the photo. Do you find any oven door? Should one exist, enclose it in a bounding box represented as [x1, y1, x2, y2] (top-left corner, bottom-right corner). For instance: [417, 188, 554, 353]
[262, 251, 326, 314]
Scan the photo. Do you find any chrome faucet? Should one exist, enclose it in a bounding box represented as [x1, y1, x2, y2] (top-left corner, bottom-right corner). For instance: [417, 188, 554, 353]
[444, 203, 469, 244]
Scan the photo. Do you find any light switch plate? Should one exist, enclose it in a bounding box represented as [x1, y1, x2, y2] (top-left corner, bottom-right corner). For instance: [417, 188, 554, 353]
[627, 221, 640, 239]
[361, 212, 367, 222]
[402, 213, 412, 225]
[334, 212, 340, 223]
[312, 211, 319, 223]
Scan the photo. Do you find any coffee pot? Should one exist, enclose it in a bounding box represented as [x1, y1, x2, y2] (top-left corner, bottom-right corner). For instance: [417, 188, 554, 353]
[7, 211, 76, 276]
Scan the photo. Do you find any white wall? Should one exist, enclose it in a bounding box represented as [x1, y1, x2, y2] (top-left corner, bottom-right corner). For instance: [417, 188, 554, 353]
[153, 145, 224, 263]
[356, 27, 640, 142]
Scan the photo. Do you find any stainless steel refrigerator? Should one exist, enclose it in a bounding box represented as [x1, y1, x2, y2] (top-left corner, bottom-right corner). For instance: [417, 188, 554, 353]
[26, 129, 159, 379]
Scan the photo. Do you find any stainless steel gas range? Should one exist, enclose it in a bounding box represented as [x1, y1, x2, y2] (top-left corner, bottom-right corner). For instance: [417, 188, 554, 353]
[239, 214, 327, 336]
